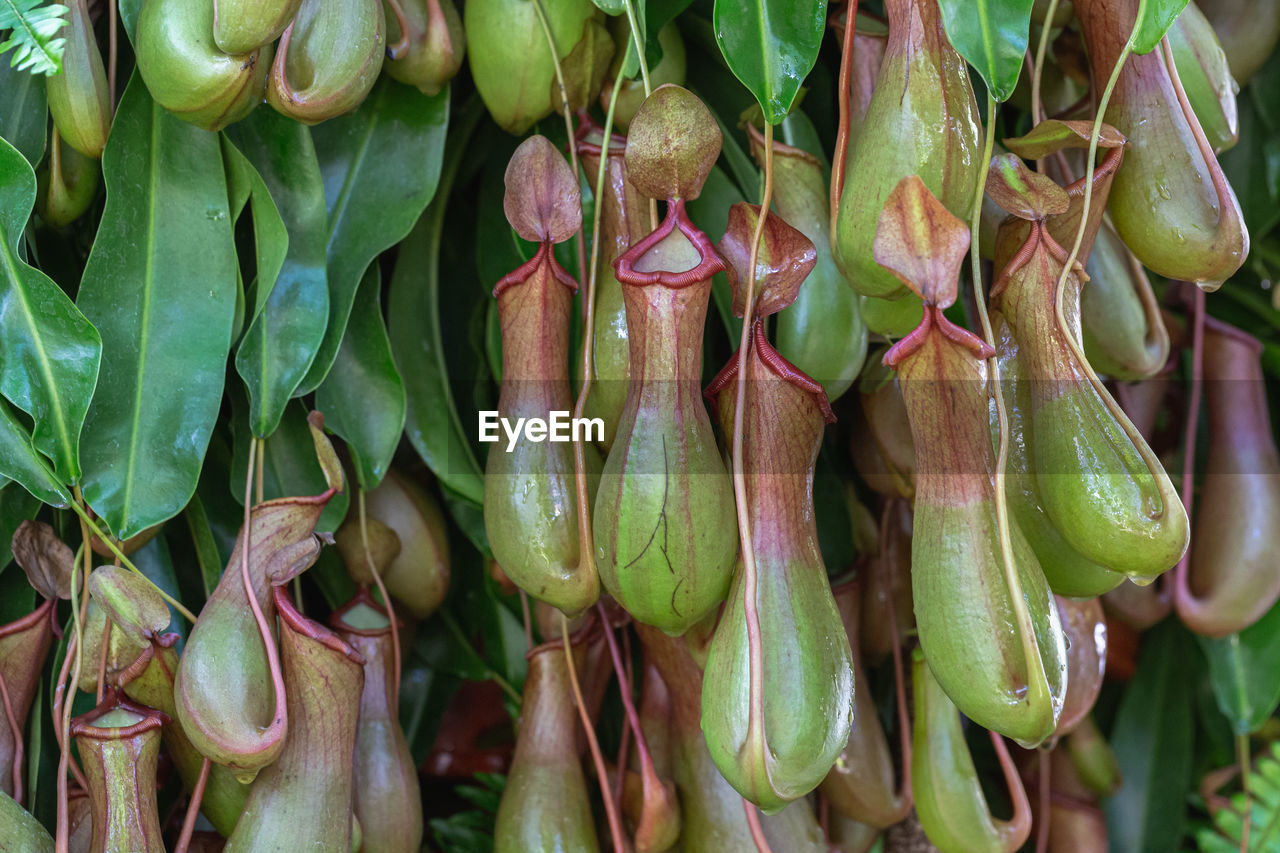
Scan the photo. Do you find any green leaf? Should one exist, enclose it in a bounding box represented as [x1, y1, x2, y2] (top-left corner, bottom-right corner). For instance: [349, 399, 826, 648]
[76, 73, 237, 539]
[224, 111, 330, 438]
[220, 137, 287, 338]
[316, 264, 405, 490]
[0, 56, 46, 165]
[592, 0, 626, 15]
[711, 0, 827, 123]
[0, 0, 67, 75]
[300, 78, 449, 393]
[1129, 0, 1190, 55]
[229, 398, 350, 534]
[0, 136, 101, 482]
[389, 100, 484, 506]
[0, 395, 70, 505]
[1197, 600, 1280, 735]
[1104, 619, 1197, 853]
[937, 0, 1035, 102]
[183, 493, 223, 600]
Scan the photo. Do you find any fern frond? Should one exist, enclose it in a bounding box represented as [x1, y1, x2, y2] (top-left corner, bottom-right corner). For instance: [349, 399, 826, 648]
[0, 0, 68, 76]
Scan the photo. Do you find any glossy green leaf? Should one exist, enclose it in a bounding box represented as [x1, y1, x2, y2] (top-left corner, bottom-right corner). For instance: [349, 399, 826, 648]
[0, 395, 70, 505]
[388, 100, 484, 506]
[183, 493, 223, 600]
[0, 136, 100, 482]
[300, 78, 449, 393]
[1104, 619, 1196, 853]
[225, 111, 330, 437]
[76, 73, 236, 539]
[1198, 600, 1280, 735]
[592, 0, 626, 16]
[316, 264, 406, 490]
[1130, 0, 1190, 55]
[712, 0, 827, 123]
[229, 398, 350, 534]
[937, 0, 1035, 102]
[0, 57, 47, 166]
[220, 138, 287, 336]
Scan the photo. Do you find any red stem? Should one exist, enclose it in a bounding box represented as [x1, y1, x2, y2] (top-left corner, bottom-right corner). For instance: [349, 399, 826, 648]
[173, 757, 212, 853]
[1174, 286, 1206, 615]
[830, 0, 860, 237]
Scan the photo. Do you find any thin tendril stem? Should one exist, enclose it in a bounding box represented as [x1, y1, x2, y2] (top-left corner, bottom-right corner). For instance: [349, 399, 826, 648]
[1036, 747, 1051, 853]
[881, 502, 912, 815]
[1049, 35, 1177, 534]
[173, 756, 212, 853]
[1174, 285, 1205, 615]
[519, 589, 533, 651]
[1030, 0, 1061, 171]
[744, 798, 775, 853]
[241, 438, 288, 753]
[971, 94, 1056, 730]
[529, 0, 588, 288]
[65, 504, 197, 624]
[831, 0, 859, 236]
[623, 0, 651, 96]
[358, 489, 401, 703]
[732, 121, 775, 778]
[570, 44, 628, 593]
[57, 493, 93, 853]
[560, 613, 626, 853]
[596, 602, 657, 775]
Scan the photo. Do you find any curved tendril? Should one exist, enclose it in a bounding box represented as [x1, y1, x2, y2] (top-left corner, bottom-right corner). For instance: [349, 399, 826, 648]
[831, 0, 860, 236]
[743, 798, 775, 853]
[358, 489, 401, 703]
[881, 501, 913, 820]
[384, 0, 412, 58]
[732, 121, 776, 792]
[971, 94, 1054, 739]
[241, 438, 288, 761]
[528, 0, 588, 287]
[1050, 36, 1181, 533]
[570, 54, 628, 604]
[560, 613, 626, 853]
[57, 497, 93, 853]
[173, 756, 212, 853]
[618, 0, 658, 231]
[596, 603, 660, 794]
[1160, 36, 1241, 257]
[1174, 286, 1207, 619]
[990, 730, 1033, 845]
[1035, 747, 1051, 853]
[66, 504, 197, 624]
[1030, 0, 1061, 171]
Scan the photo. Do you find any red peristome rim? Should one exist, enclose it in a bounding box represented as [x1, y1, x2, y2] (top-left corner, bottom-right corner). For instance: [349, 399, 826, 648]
[493, 242, 580, 298]
[0, 597, 55, 640]
[272, 585, 366, 665]
[573, 111, 626, 158]
[328, 586, 398, 638]
[883, 304, 995, 368]
[704, 319, 837, 423]
[70, 687, 170, 740]
[613, 199, 728, 288]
